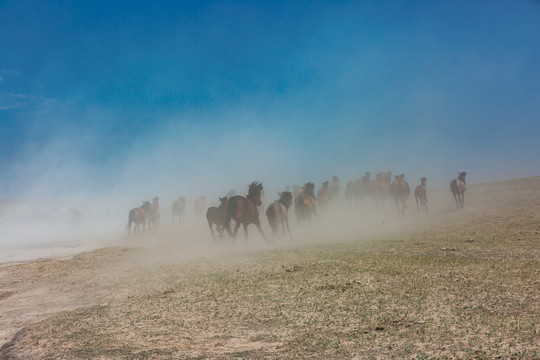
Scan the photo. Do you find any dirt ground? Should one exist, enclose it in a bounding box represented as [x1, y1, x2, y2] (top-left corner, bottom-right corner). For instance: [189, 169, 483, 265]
[0, 177, 539, 359]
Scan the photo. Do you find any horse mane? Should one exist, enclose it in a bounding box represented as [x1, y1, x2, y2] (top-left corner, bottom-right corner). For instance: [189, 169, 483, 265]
[247, 181, 263, 197]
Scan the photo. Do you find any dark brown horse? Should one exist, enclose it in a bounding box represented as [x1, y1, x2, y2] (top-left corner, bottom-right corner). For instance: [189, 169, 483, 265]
[415, 177, 428, 212]
[266, 191, 293, 240]
[172, 196, 186, 223]
[295, 182, 317, 224]
[206, 197, 229, 241]
[391, 174, 410, 216]
[450, 171, 467, 209]
[127, 201, 150, 235]
[225, 182, 268, 242]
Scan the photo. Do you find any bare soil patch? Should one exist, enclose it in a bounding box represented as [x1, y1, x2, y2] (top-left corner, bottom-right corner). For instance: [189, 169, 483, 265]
[1, 177, 539, 359]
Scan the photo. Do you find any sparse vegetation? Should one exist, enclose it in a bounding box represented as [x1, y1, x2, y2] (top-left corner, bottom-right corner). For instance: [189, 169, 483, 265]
[1, 177, 539, 359]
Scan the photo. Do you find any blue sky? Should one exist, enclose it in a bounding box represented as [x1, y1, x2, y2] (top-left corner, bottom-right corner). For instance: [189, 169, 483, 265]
[1, 0, 539, 202]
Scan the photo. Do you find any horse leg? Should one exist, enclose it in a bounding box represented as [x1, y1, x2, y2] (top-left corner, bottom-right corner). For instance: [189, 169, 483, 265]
[233, 220, 241, 240]
[416, 197, 419, 211]
[255, 219, 269, 241]
[243, 223, 249, 242]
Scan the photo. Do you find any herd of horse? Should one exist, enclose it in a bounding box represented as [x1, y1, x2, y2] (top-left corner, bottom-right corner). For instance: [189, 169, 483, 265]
[126, 172, 468, 240]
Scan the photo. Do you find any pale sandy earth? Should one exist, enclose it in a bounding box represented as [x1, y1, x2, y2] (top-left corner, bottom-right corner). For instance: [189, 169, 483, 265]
[0, 176, 538, 358]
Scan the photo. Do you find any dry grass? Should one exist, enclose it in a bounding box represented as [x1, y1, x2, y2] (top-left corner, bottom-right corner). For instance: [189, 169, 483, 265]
[1, 177, 539, 359]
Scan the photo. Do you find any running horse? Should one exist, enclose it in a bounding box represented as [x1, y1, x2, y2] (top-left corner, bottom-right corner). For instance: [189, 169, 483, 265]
[206, 197, 229, 241]
[172, 196, 186, 223]
[450, 171, 467, 209]
[147, 196, 160, 230]
[127, 201, 151, 235]
[225, 181, 268, 242]
[329, 176, 341, 203]
[390, 174, 410, 216]
[194, 196, 206, 219]
[317, 181, 331, 210]
[266, 191, 293, 240]
[295, 182, 318, 225]
[414, 177, 428, 212]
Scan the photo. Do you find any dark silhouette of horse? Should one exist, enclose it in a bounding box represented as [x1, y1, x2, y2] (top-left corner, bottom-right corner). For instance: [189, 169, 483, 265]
[127, 201, 150, 235]
[266, 191, 293, 240]
[361, 172, 372, 202]
[194, 196, 206, 218]
[450, 172, 467, 209]
[225, 182, 268, 242]
[172, 196, 186, 223]
[206, 197, 229, 241]
[295, 182, 317, 224]
[317, 181, 331, 210]
[415, 177, 428, 212]
[147, 196, 160, 230]
[391, 174, 410, 216]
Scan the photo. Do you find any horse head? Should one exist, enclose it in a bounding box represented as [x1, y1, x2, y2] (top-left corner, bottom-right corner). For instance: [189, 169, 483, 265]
[218, 197, 228, 208]
[303, 182, 315, 198]
[247, 181, 264, 206]
[278, 191, 293, 209]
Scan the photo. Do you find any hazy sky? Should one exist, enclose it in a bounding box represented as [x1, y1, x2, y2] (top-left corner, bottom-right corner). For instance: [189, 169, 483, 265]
[1, 0, 539, 202]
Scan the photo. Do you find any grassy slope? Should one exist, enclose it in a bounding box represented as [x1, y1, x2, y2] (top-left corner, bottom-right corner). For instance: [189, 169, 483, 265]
[2, 177, 539, 359]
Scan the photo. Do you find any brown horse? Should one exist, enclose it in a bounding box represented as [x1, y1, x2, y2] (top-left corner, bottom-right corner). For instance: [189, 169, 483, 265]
[194, 196, 206, 218]
[450, 171, 467, 209]
[206, 197, 229, 241]
[127, 201, 150, 235]
[295, 182, 317, 224]
[373, 172, 392, 204]
[317, 181, 331, 210]
[415, 177, 428, 212]
[329, 176, 341, 203]
[391, 174, 410, 216]
[266, 191, 293, 240]
[147, 196, 160, 230]
[225, 182, 268, 242]
[172, 196, 186, 223]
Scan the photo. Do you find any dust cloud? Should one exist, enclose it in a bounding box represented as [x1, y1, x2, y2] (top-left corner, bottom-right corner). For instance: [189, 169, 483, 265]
[0, 106, 532, 265]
